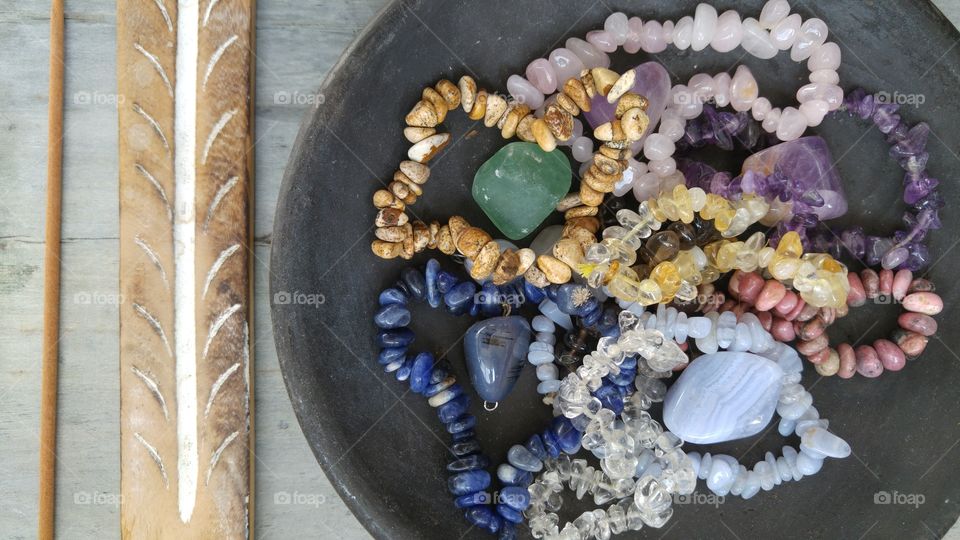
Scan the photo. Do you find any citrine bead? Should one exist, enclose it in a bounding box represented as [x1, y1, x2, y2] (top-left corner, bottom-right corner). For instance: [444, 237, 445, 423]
[650, 262, 682, 299]
[776, 231, 804, 259]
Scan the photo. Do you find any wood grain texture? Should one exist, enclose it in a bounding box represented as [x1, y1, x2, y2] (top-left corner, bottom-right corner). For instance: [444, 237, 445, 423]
[117, 0, 253, 536]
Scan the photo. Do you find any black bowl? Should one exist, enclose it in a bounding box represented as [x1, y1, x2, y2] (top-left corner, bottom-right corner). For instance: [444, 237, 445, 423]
[271, 1, 960, 537]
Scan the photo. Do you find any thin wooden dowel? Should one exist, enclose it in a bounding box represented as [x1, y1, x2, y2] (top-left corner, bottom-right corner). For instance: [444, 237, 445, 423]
[38, 0, 65, 538]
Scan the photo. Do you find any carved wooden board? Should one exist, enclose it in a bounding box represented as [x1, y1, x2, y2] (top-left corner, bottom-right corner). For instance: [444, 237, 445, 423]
[117, 0, 254, 536]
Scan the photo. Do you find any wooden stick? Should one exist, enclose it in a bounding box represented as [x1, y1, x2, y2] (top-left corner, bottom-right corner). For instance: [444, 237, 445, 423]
[38, 0, 65, 538]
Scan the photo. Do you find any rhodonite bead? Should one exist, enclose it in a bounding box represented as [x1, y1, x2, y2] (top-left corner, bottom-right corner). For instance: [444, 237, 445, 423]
[473, 142, 572, 240]
[447, 454, 490, 472]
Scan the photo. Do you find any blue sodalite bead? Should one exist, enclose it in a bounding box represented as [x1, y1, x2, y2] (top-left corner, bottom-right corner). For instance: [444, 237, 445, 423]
[430, 384, 463, 407]
[444, 281, 478, 315]
[522, 280, 546, 304]
[451, 430, 475, 442]
[582, 305, 603, 327]
[425, 259, 442, 308]
[454, 491, 491, 508]
[469, 302, 481, 318]
[498, 486, 530, 511]
[620, 355, 638, 370]
[409, 352, 434, 394]
[378, 288, 407, 306]
[595, 384, 624, 414]
[545, 284, 560, 303]
[447, 415, 477, 434]
[496, 504, 523, 524]
[374, 303, 411, 329]
[437, 270, 458, 293]
[464, 506, 501, 534]
[555, 284, 600, 316]
[497, 463, 533, 486]
[551, 416, 581, 454]
[448, 470, 491, 496]
[395, 357, 414, 382]
[464, 316, 531, 403]
[376, 328, 414, 348]
[507, 445, 542, 472]
[447, 454, 490, 472]
[377, 347, 405, 365]
[499, 522, 517, 540]
[383, 359, 403, 374]
[438, 395, 470, 423]
[429, 366, 449, 385]
[400, 267, 426, 300]
[607, 367, 636, 387]
[597, 307, 620, 337]
[477, 282, 503, 317]
[511, 471, 533, 487]
[423, 378, 452, 397]
[525, 434, 547, 461]
[541, 428, 561, 458]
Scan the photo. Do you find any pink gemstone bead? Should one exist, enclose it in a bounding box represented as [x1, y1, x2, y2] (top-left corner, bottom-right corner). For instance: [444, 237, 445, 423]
[846, 272, 866, 307]
[751, 97, 772, 121]
[892, 269, 913, 301]
[730, 65, 759, 112]
[755, 280, 787, 311]
[791, 18, 829, 62]
[691, 3, 718, 52]
[799, 99, 829, 127]
[507, 75, 544, 109]
[688, 73, 715, 101]
[854, 345, 884, 378]
[874, 339, 906, 371]
[673, 16, 693, 50]
[878, 269, 894, 297]
[586, 30, 618, 53]
[632, 172, 661, 202]
[806, 347, 830, 365]
[809, 69, 839, 84]
[623, 17, 644, 54]
[649, 157, 676, 176]
[604, 12, 630, 44]
[565, 37, 610, 69]
[571, 136, 594, 163]
[773, 291, 799, 317]
[713, 72, 732, 107]
[808, 42, 841, 71]
[738, 272, 766, 305]
[639, 20, 668, 53]
[771, 317, 796, 342]
[898, 312, 938, 336]
[525, 58, 558, 94]
[770, 13, 801, 50]
[837, 343, 857, 379]
[740, 17, 778, 59]
[776, 106, 807, 141]
[549, 48, 585, 86]
[759, 0, 791, 28]
[756, 310, 773, 331]
[784, 298, 807, 321]
[861, 269, 880, 298]
[902, 292, 944, 315]
[797, 83, 843, 110]
[711, 10, 743, 53]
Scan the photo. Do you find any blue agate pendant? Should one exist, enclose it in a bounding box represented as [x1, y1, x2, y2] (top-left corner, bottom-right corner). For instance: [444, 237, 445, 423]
[464, 316, 531, 404]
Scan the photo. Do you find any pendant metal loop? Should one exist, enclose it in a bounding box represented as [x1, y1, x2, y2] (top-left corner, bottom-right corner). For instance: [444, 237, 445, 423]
[483, 401, 499, 412]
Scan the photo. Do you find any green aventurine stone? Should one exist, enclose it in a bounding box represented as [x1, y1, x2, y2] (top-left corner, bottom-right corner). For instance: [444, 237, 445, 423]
[472, 142, 572, 240]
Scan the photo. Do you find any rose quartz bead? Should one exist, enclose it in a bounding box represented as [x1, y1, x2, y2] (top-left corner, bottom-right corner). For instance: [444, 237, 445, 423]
[740, 17, 777, 59]
[713, 72, 732, 107]
[662, 20, 675, 44]
[908, 278, 936, 293]
[526, 58, 558, 94]
[895, 331, 929, 358]
[620, 17, 645, 53]
[671, 85, 703, 119]
[878, 269, 894, 297]
[507, 75, 544, 109]
[761, 108, 781, 133]
[791, 18, 829, 62]
[730, 65, 759, 112]
[658, 109, 686, 141]
[755, 280, 787, 311]
[612, 158, 645, 196]
[846, 272, 866, 307]
[649, 157, 676, 176]
[898, 312, 937, 336]
[815, 348, 840, 376]
[797, 82, 843, 110]
[773, 291, 799, 317]
[604, 12, 630, 44]
[854, 345, 884, 378]
[770, 13, 801, 50]
[874, 339, 906, 371]
[809, 69, 839, 85]
[752, 97, 772, 121]
[759, 0, 790, 28]
[892, 269, 913, 301]
[806, 347, 831, 365]
[549, 48, 585, 85]
[691, 3, 719, 51]
[738, 272, 766, 305]
[771, 317, 796, 342]
[586, 30, 618, 53]
[673, 16, 694, 50]
[799, 100, 829, 127]
[861, 269, 880, 298]
[688, 73, 715, 101]
[639, 20, 668, 53]
[776, 106, 807, 141]
[632, 172, 662, 201]
[797, 334, 830, 356]
[571, 136, 594, 163]
[837, 343, 857, 379]
[643, 133, 675, 161]
[902, 292, 944, 315]
[808, 42, 841, 71]
[785, 298, 807, 321]
[711, 10, 743, 53]
[798, 318, 825, 341]
[565, 37, 610, 69]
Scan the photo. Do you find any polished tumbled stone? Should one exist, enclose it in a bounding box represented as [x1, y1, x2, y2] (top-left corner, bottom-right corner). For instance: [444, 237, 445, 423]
[472, 142, 571, 240]
[663, 351, 784, 444]
[464, 316, 531, 402]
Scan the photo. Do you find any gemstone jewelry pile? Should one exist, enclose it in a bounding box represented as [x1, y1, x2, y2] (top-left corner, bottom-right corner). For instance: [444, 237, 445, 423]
[363, 1, 946, 538]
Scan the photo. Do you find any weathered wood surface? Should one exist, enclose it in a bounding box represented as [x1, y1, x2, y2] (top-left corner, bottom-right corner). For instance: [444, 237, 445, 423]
[2, 1, 960, 539]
